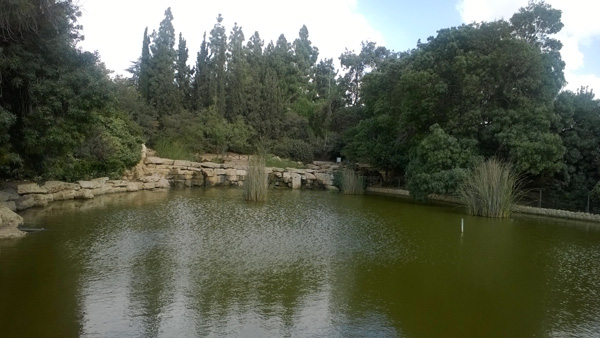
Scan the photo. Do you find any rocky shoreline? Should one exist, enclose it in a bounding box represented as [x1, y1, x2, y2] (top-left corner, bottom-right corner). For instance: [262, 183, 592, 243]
[0, 148, 339, 239]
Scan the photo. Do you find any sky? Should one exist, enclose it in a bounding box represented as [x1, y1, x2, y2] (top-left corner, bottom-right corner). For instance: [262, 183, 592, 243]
[77, 0, 600, 94]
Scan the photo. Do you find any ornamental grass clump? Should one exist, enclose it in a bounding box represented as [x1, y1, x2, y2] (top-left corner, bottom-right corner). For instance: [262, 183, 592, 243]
[244, 155, 268, 202]
[341, 168, 365, 195]
[458, 158, 522, 218]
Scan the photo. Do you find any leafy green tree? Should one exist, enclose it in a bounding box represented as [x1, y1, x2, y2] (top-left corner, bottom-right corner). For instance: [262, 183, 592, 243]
[545, 88, 600, 211]
[405, 124, 479, 200]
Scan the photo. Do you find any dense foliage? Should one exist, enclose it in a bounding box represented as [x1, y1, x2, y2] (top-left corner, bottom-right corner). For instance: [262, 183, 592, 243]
[0, 0, 141, 180]
[1, 1, 598, 212]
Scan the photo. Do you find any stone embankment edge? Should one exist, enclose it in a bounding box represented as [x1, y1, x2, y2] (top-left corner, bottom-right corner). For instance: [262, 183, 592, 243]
[0, 148, 339, 239]
[366, 187, 600, 223]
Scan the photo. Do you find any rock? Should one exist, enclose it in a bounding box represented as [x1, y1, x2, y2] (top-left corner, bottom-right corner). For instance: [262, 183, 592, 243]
[42, 181, 80, 193]
[156, 177, 170, 189]
[142, 182, 156, 190]
[225, 169, 238, 181]
[106, 187, 127, 194]
[325, 185, 339, 191]
[203, 169, 215, 177]
[53, 190, 77, 201]
[16, 195, 35, 210]
[126, 182, 143, 192]
[173, 160, 191, 167]
[107, 180, 129, 187]
[75, 189, 94, 199]
[291, 173, 302, 189]
[31, 194, 54, 207]
[90, 187, 108, 196]
[145, 156, 166, 165]
[17, 183, 47, 195]
[305, 173, 316, 180]
[0, 201, 16, 212]
[0, 190, 19, 202]
[282, 172, 291, 183]
[0, 206, 25, 239]
[315, 173, 333, 186]
[78, 178, 108, 189]
[200, 162, 221, 169]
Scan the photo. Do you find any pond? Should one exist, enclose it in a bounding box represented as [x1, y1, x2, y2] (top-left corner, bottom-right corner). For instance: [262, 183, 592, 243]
[1, 188, 599, 337]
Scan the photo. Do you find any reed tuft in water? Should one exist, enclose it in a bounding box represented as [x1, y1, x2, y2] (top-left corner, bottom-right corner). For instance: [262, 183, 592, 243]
[340, 168, 365, 195]
[457, 158, 522, 218]
[244, 155, 268, 202]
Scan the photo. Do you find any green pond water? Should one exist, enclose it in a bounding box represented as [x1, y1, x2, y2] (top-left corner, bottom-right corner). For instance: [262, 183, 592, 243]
[1, 188, 600, 338]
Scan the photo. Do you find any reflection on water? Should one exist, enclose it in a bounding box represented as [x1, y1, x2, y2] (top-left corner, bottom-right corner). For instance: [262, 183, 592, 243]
[1, 188, 600, 337]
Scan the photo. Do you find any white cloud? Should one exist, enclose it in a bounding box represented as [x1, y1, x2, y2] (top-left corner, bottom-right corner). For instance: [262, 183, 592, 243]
[77, 0, 385, 76]
[455, 0, 600, 95]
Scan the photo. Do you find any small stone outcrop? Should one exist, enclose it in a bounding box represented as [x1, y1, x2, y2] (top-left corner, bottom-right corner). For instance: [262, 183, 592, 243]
[0, 206, 25, 238]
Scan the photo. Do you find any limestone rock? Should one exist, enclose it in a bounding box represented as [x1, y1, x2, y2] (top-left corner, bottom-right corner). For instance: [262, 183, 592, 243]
[145, 156, 166, 164]
[291, 173, 302, 189]
[0, 201, 16, 211]
[17, 183, 47, 195]
[0, 206, 25, 239]
[0, 190, 19, 202]
[53, 190, 77, 201]
[42, 181, 80, 193]
[156, 177, 170, 189]
[315, 173, 333, 186]
[78, 177, 108, 189]
[173, 160, 191, 167]
[75, 189, 94, 199]
[16, 195, 35, 210]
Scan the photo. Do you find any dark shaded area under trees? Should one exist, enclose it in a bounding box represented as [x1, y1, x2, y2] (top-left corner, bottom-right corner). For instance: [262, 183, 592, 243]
[0, 1, 598, 213]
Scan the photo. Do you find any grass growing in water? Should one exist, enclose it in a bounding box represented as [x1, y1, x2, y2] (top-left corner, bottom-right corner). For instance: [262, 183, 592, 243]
[244, 155, 268, 202]
[458, 158, 522, 218]
[155, 139, 195, 161]
[340, 168, 365, 195]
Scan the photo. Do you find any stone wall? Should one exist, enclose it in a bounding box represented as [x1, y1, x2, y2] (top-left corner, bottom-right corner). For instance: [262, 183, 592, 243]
[0, 150, 338, 238]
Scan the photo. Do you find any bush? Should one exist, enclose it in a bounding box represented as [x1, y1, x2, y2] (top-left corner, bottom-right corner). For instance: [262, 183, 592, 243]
[270, 138, 314, 164]
[457, 158, 523, 218]
[154, 139, 195, 161]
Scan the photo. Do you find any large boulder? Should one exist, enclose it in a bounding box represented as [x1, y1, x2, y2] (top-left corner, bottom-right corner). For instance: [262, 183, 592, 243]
[17, 183, 47, 195]
[0, 206, 25, 238]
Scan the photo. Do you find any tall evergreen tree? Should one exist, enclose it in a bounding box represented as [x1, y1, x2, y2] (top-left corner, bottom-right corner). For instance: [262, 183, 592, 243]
[148, 7, 180, 122]
[208, 14, 227, 116]
[176, 32, 192, 109]
[192, 32, 210, 111]
[139, 27, 151, 103]
[226, 23, 248, 119]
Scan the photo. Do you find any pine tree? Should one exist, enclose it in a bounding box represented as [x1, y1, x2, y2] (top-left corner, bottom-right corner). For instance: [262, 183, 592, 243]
[176, 32, 191, 109]
[148, 7, 180, 121]
[208, 14, 227, 116]
[139, 27, 151, 103]
[226, 23, 248, 119]
[192, 32, 210, 111]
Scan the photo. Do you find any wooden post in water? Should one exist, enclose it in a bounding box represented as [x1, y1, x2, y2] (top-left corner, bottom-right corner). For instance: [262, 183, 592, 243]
[461, 218, 464, 233]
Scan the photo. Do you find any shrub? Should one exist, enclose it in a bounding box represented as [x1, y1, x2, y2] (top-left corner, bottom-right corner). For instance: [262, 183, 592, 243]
[271, 138, 314, 164]
[154, 139, 195, 161]
[457, 158, 523, 218]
